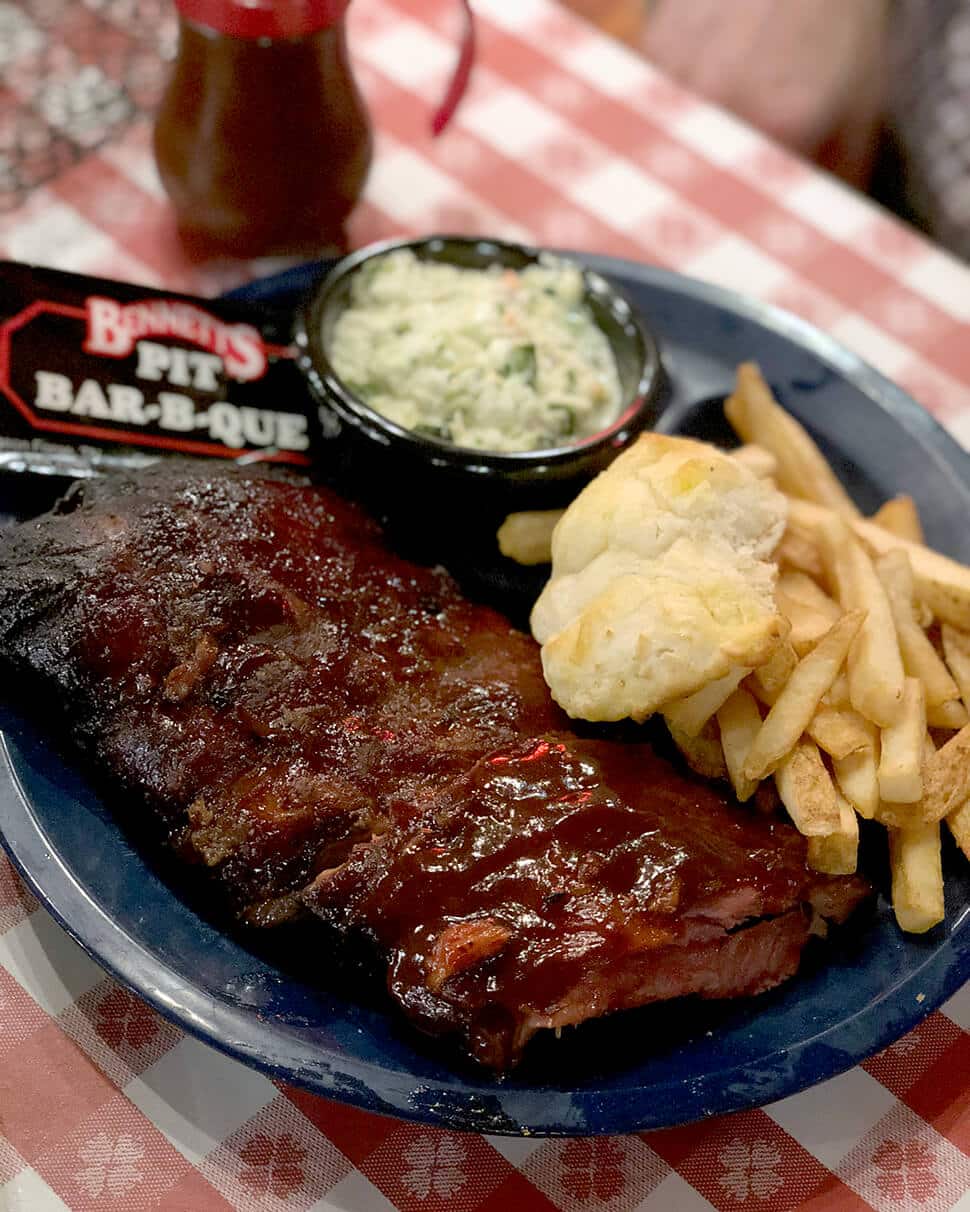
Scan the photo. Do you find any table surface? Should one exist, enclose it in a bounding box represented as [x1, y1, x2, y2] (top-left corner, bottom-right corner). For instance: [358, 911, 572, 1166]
[0, 1, 968, 1209]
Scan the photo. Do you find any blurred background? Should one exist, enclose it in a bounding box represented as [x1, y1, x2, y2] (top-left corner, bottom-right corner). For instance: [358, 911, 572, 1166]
[1, 0, 968, 265]
[562, 0, 970, 264]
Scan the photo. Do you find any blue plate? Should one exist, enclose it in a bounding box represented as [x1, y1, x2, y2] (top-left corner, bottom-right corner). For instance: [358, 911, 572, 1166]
[1, 254, 968, 1136]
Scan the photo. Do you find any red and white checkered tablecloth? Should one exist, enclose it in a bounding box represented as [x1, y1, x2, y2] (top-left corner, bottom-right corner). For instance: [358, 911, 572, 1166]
[0, 1, 968, 1209]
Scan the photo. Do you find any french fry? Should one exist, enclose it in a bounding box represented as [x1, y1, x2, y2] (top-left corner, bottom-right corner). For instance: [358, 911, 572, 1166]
[876, 550, 960, 708]
[875, 800, 921, 829]
[915, 599, 934, 630]
[878, 678, 926, 804]
[846, 550, 906, 725]
[920, 722, 970, 824]
[889, 821, 945, 933]
[902, 642, 963, 713]
[725, 363, 860, 517]
[833, 736, 880, 820]
[777, 570, 842, 621]
[744, 611, 865, 781]
[497, 509, 562, 566]
[941, 623, 970, 709]
[776, 587, 839, 656]
[733, 443, 778, 479]
[823, 670, 850, 708]
[815, 516, 905, 727]
[666, 716, 728, 780]
[849, 522, 968, 631]
[855, 517, 970, 630]
[774, 738, 841, 836]
[776, 528, 824, 579]
[947, 796, 970, 861]
[663, 667, 748, 739]
[786, 498, 970, 632]
[808, 706, 873, 761]
[872, 495, 925, 544]
[748, 635, 798, 706]
[716, 687, 763, 803]
[814, 511, 856, 603]
[926, 698, 969, 729]
[807, 790, 859, 875]
[877, 734, 934, 828]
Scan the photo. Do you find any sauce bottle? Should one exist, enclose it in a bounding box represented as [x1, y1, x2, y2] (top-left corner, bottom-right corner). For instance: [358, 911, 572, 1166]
[153, 1, 372, 259]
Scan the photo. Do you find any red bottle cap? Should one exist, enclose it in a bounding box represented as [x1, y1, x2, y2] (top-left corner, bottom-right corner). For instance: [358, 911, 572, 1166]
[175, 0, 351, 39]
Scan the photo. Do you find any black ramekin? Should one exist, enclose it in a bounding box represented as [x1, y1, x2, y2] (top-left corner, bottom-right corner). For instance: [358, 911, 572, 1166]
[293, 235, 667, 604]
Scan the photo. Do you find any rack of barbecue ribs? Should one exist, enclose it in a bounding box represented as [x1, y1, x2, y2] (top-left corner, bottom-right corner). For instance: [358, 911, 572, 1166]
[0, 467, 869, 1069]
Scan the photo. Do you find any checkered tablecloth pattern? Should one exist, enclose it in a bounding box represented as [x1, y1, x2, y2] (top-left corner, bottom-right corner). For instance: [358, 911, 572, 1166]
[0, 1, 968, 1209]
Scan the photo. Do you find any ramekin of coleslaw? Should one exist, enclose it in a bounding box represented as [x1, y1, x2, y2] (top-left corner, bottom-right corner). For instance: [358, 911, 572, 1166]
[299, 236, 661, 463]
[327, 248, 623, 453]
[295, 236, 664, 577]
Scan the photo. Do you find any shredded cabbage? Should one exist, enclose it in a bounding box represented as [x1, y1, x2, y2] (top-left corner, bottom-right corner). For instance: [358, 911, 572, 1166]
[328, 250, 622, 452]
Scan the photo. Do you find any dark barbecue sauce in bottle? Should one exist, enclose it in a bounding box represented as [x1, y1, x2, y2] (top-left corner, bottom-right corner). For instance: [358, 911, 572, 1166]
[153, 0, 372, 259]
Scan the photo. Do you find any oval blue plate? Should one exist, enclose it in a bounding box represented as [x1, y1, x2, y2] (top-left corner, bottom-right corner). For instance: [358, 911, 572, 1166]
[1, 253, 968, 1136]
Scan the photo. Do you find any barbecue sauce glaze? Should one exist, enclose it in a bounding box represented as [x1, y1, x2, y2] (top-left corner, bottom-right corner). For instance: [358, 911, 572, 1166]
[309, 737, 832, 1066]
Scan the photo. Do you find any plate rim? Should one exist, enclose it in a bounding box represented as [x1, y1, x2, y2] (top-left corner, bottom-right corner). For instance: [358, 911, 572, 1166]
[1, 253, 968, 1136]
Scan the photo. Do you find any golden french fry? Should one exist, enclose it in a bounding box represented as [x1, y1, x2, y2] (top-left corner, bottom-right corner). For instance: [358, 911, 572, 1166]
[823, 670, 850, 708]
[716, 687, 763, 803]
[920, 722, 970, 824]
[733, 443, 778, 479]
[855, 517, 970, 631]
[807, 790, 859, 875]
[846, 549, 906, 725]
[666, 716, 727, 781]
[876, 737, 932, 827]
[497, 509, 563, 566]
[774, 738, 841, 836]
[872, 495, 925, 545]
[725, 363, 860, 517]
[876, 550, 960, 708]
[889, 821, 945, 933]
[786, 498, 970, 632]
[748, 635, 798, 707]
[808, 706, 874, 761]
[901, 640, 963, 712]
[941, 623, 970, 709]
[815, 517, 905, 727]
[926, 698, 969, 729]
[663, 667, 748, 739]
[777, 570, 842, 621]
[744, 611, 865, 781]
[878, 678, 926, 804]
[814, 511, 856, 602]
[875, 800, 920, 828]
[833, 737, 880, 820]
[776, 528, 825, 579]
[848, 521, 969, 630]
[877, 734, 934, 827]
[776, 588, 839, 656]
[947, 796, 970, 861]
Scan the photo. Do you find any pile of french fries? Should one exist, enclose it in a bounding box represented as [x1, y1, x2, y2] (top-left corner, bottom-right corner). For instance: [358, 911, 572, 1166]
[693, 361, 968, 933]
[500, 361, 970, 934]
